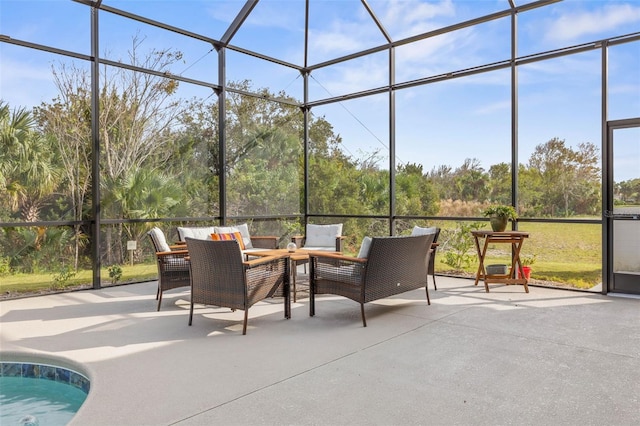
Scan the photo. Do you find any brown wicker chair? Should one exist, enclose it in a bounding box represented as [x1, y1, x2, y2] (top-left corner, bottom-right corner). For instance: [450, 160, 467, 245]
[185, 238, 290, 335]
[148, 227, 191, 311]
[309, 234, 435, 327]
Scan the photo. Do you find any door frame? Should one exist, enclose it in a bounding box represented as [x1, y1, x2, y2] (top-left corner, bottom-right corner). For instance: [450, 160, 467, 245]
[603, 117, 640, 294]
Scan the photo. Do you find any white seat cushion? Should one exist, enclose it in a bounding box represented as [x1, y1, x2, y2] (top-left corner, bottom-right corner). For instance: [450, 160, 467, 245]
[299, 246, 337, 251]
[305, 224, 342, 248]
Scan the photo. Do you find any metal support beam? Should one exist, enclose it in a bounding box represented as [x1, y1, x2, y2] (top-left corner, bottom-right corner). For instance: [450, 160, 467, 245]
[219, 48, 227, 225]
[511, 9, 519, 231]
[220, 0, 259, 46]
[90, 4, 101, 289]
[388, 46, 396, 236]
[601, 43, 610, 294]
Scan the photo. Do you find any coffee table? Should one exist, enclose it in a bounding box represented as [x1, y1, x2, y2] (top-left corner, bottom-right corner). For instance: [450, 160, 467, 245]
[251, 249, 340, 302]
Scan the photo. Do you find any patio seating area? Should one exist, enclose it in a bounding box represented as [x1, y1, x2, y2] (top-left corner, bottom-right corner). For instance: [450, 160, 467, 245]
[1, 276, 638, 425]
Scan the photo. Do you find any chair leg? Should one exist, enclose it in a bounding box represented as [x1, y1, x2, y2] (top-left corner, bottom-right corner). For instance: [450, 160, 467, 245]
[156, 285, 160, 300]
[242, 310, 248, 335]
[360, 303, 367, 327]
[432, 273, 437, 291]
[188, 302, 194, 325]
[309, 277, 315, 317]
[425, 286, 431, 305]
[156, 289, 163, 311]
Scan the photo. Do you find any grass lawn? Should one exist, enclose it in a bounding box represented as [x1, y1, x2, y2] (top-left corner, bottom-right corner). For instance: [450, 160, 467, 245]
[1, 220, 604, 298]
[1, 263, 158, 298]
[435, 221, 602, 290]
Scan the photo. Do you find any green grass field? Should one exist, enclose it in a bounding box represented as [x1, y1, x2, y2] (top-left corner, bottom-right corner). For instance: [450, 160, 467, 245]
[1, 264, 158, 298]
[0, 221, 603, 298]
[435, 221, 602, 290]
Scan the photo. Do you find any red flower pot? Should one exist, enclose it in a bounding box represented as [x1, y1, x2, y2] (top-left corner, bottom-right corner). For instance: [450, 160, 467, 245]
[518, 266, 532, 279]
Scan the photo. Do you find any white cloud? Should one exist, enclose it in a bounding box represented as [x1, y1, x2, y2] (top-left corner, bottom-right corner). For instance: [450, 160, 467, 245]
[545, 3, 640, 42]
[309, 0, 456, 58]
[375, 0, 455, 29]
[309, 26, 364, 56]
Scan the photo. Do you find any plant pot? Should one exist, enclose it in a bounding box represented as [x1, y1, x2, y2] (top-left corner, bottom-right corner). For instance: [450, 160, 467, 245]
[517, 266, 532, 279]
[490, 216, 508, 232]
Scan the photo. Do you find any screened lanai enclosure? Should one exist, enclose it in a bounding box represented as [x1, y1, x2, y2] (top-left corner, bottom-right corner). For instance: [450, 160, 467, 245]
[1, 0, 639, 297]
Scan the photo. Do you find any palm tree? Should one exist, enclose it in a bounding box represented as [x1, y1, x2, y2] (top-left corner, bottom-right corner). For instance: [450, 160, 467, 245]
[102, 167, 183, 264]
[0, 102, 60, 222]
[1, 102, 34, 197]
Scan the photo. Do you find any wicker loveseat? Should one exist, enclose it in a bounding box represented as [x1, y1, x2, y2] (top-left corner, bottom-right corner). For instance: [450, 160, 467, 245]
[308, 234, 435, 327]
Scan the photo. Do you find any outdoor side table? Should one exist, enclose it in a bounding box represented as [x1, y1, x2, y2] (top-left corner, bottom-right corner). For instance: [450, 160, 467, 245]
[471, 230, 530, 293]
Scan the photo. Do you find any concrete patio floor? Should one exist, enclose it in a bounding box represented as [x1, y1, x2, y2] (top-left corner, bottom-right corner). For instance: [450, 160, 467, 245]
[1, 276, 639, 426]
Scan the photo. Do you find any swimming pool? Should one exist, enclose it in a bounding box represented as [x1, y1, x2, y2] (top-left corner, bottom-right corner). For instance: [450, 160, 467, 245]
[0, 358, 90, 425]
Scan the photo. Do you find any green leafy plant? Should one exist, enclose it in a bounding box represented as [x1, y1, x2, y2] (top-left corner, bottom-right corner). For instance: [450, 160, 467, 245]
[483, 205, 518, 220]
[521, 254, 537, 266]
[108, 265, 123, 285]
[52, 266, 77, 290]
[0, 256, 11, 276]
[442, 221, 483, 271]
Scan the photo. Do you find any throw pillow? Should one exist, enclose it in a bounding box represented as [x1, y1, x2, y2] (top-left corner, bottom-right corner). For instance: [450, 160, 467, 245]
[357, 236, 372, 258]
[177, 226, 216, 241]
[149, 227, 171, 253]
[211, 232, 245, 250]
[215, 223, 253, 249]
[411, 225, 437, 236]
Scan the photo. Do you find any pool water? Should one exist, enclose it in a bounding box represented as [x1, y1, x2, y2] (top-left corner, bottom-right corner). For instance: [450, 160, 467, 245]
[0, 369, 89, 425]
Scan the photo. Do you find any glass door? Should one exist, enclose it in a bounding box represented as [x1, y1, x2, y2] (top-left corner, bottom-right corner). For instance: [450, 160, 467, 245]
[607, 120, 640, 294]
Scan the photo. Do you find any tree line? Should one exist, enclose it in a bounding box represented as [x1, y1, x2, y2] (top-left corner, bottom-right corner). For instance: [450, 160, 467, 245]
[1, 43, 618, 276]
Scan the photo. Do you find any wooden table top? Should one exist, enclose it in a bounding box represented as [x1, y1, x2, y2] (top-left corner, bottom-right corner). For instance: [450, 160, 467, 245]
[250, 248, 341, 261]
[471, 230, 529, 238]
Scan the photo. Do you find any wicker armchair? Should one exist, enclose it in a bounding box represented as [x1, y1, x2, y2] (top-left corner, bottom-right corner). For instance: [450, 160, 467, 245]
[147, 227, 190, 311]
[309, 234, 435, 327]
[185, 238, 290, 335]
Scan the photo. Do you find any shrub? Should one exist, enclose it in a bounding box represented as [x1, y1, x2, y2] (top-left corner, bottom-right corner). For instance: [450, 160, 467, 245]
[108, 265, 123, 285]
[442, 221, 483, 271]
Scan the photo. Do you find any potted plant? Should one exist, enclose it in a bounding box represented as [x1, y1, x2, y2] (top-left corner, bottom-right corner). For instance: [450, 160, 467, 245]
[519, 254, 536, 280]
[483, 205, 518, 232]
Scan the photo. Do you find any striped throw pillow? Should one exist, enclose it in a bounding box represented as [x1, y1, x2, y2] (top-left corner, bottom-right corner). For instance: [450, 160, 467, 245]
[211, 232, 245, 250]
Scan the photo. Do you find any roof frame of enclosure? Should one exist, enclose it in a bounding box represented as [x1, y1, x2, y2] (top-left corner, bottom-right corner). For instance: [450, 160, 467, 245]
[1, 0, 639, 292]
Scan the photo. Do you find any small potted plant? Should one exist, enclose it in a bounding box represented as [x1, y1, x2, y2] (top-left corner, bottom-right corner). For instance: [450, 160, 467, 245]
[483, 205, 518, 232]
[519, 254, 536, 280]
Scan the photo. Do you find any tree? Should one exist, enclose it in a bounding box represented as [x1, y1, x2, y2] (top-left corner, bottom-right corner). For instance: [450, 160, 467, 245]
[396, 162, 438, 217]
[34, 66, 93, 269]
[0, 102, 60, 223]
[527, 138, 600, 217]
[616, 178, 640, 204]
[487, 162, 511, 206]
[36, 37, 187, 264]
[452, 158, 489, 202]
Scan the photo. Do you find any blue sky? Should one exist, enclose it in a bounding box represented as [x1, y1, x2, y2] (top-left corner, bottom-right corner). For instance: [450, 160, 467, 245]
[1, 0, 639, 181]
